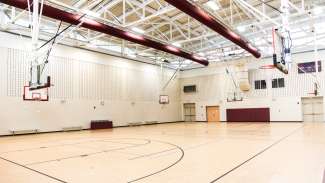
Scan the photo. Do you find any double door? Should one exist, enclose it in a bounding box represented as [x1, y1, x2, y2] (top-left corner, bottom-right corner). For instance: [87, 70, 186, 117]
[302, 97, 324, 122]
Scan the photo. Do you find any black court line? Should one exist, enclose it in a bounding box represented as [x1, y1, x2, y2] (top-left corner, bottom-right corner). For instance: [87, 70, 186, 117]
[158, 123, 258, 138]
[25, 139, 151, 166]
[0, 138, 152, 183]
[127, 139, 185, 183]
[129, 147, 178, 160]
[209, 125, 304, 183]
[0, 156, 67, 183]
[0, 138, 145, 154]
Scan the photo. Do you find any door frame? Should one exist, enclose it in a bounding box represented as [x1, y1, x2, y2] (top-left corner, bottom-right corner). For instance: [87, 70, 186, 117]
[206, 106, 220, 122]
[183, 103, 196, 122]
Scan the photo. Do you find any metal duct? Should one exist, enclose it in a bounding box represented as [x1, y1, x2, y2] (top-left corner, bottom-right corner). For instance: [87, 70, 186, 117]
[164, 0, 261, 58]
[0, 0, 209, 66]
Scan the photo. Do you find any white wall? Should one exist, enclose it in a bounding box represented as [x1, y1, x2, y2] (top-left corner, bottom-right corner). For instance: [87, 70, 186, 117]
[0, 32, 181, 135]
[180, 51, 325, 122]
[220, 97, 302, 122]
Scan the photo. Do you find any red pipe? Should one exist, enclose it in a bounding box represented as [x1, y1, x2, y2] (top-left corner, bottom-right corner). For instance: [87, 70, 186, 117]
[164, 0, 261, 58]
[0, 0, 209, 66]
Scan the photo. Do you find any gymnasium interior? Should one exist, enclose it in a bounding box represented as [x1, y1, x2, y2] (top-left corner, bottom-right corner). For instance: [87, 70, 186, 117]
[0, 0, 324, 182]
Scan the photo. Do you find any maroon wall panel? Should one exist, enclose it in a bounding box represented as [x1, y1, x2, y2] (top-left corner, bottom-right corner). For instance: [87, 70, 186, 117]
[226, 108, 270, 122]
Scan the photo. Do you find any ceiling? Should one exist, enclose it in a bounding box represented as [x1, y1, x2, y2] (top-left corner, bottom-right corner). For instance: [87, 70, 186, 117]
[0, 0, 324, 70]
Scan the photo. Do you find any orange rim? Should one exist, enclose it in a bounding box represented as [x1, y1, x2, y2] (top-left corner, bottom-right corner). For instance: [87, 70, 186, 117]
[259, 65, 275, 69]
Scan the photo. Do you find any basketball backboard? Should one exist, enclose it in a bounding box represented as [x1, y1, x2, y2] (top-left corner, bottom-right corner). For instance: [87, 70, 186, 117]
[23, 85, 49, 101]
[159, 95, 169, 104]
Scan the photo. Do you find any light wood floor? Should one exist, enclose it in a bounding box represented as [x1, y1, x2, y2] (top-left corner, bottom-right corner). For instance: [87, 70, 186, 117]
[0, 122, 325, 183]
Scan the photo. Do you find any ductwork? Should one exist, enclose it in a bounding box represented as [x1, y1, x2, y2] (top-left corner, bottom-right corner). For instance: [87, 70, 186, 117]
[0, 0, 209, 66]
[164, 0, 261, 58]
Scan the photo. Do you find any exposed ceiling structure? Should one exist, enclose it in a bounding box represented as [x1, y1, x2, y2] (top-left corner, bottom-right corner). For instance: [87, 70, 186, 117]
[0, 0, 324, 70]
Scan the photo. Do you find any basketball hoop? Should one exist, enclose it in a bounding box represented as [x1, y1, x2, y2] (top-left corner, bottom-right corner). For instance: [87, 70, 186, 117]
[227, 91, 244, 102]
[307, 83, 319, 96]
[32, 93, 42, 101]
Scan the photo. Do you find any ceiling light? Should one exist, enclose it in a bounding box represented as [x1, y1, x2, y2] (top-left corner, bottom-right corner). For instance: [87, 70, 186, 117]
[198, 52, 205, 56]
[255, 39, 265, 46]
[313, 7, 323, 15]
[86, 43, 98, 48]
[128, 54, 136, 58]
[172, 42, 182, 47]
[184, 60, 192, 64]
[205, 1, 220, 11]
[292, 31, 307, 38]
[132, 27, 145, 34]
[85, 10, 100, 17]
[237, 25, 246, 32]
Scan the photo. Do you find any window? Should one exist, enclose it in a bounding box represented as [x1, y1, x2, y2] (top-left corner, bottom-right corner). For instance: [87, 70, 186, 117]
[272, 78, 285, 88]
[261, 80, 267, 89]
[272, 79, 278, 88]
[254, 80, 267, 90]
[254, 81, 260, 89]
[278, 78, 285, 87]
[298, 61, 322, 73]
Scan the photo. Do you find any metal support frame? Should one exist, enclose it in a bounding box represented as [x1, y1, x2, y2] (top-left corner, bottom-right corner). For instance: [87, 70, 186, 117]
[0, 0, 325, 70]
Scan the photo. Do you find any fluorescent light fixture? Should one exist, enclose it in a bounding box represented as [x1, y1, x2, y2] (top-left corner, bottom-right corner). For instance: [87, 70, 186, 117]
[126, 48, 137, 58]
[198, 52, 205, 56]
[255, 39, 265, 46]
[184, 60, 192, 64]
[172, 42, 182, 47]
[292, 31, 307, 38]
[132, 27, 145, 34]
[86, 43, 98, 48]
[85, 10, 100, 17]
[237, 25, 246, 32]
[313, 7, 323, 15]
[293, 38, 308, 46]
[205, 0, 220, 11]
[128, 54, 137, 58]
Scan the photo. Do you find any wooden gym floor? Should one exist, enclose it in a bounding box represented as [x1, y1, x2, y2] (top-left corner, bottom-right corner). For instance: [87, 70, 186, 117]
[0, 122, 325, 183]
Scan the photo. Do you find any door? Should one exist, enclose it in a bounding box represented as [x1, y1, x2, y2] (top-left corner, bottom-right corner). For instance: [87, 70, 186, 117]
[184, 103, 196, 122]
[206, 106, 220, 122]
[302, 97, 324, 122]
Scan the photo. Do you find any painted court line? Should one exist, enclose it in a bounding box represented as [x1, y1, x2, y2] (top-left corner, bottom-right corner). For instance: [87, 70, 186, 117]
[210, 125, 304, 183]
[0, 156, 67, 183]
[127, 139, 185, 183]
[25, 139, 151, 166]
[323, 169, 325, 183]
[129, 147, 178, 160]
